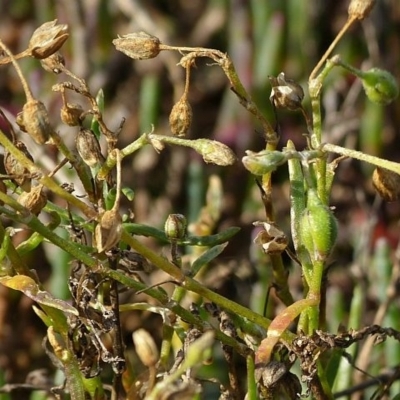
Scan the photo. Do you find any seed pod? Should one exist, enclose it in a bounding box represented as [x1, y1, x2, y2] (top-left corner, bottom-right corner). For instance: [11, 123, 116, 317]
[95, 209, 122, 253]
[40, 52, 65, 74]
[4, 141, 33, 192]
[242, 150, 288, 175]
[299, 189, 337, 261]
[348, 0, 376, 20]
[28, 19, 69, 59]
[165, 214, 187, 240]
[191, 138, 237, 166]
[132, 329, 159, 367]
[269, 72, 304, 111]
[18, 185, 47, 215]
[169, 95, 192, 137]
[372, 167, 400, 202]
[113, 32, 161, 60]
[61, 103, 83, 126]
[361, 68, 399, 105]
[22, 100, 53, 144]
[75, 128, 104, 167]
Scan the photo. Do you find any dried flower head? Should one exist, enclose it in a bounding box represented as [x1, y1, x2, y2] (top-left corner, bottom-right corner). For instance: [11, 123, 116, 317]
[95, 209, 122, 253]
[113, 32, 161, 60]
[4, 140, 33, 192]
[372, 167, 400, 202]
[169, 95, 193, 137]
[269, 72, 304, 110]
[348, 0, 376, 20]
[18, 185, 47, 215]
[28, 19, 69, 59]
[40, 52, 65, 74]
[76, 128, 104, 167]
[61, 103, 83, 126]
[22, 100, 53, 144]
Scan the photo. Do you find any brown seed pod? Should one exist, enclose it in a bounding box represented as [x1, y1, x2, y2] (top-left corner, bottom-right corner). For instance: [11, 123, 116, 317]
[22, 100, 53, 144]
[348, 0, 376, 20]
[28, 19, 69, 59]
[269, 72, 304, 111]
[4, 140, 33, 192]
[113, 32, 161, 60]
[40, 52, 65, 74]
[372, 167, 400, 202]
[132, 329, 159, 367]
[18, 185, 47, 215]
[94, 209, 122, 253]
[76, 128, 104, 167]
[61, 103, 83, 126]
[169, 95, 193, 137]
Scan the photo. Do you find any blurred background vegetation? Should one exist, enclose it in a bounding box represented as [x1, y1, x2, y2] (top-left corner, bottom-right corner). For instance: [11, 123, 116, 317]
[0, 1, 400, 399]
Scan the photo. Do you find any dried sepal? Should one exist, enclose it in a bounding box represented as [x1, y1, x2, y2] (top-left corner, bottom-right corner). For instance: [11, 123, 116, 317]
[95, 209, 122, 253]
[76, 128, 104, 167]
[169, 95, 193, 137]
[40, 52, 65, 74]
[113, 32, 161, 60]
[372, 167, 400, 202]
[4, 140, 33, 192]
[348, 0, 376, 20]
[61, 103, 84, 126]
[22, 100, 53, 144]
[28, 19, 69, 59]
[18, 185, 47, 215]
[269, 72, 304, 111]
[253, 221, 288, 254]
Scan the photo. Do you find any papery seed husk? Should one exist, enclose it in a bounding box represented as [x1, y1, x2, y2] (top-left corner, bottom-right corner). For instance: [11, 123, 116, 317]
[61, 103, 83, 126]
[4, 141, 33, 192]
[372, 167, 400, 202]
[23, 100, 52, 144]
[132, 329, 159, 367]
[76, 128, 104, 167]
[95, 210, 122, 253]
[28, 20, 69, 59]
[18, 185, 47, 215]
[169, 96, 192, 137]
[113, 32, 161, 60]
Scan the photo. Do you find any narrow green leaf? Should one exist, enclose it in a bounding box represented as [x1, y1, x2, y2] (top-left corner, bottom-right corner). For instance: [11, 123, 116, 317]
[191, 243, 228, 277]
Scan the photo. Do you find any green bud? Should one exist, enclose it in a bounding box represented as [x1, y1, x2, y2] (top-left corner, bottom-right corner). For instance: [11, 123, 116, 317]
[164, 214, 187, 240]
[361, 68, 399, 105]
[299, 189, 337, 261]
[242, 150, 287, 175]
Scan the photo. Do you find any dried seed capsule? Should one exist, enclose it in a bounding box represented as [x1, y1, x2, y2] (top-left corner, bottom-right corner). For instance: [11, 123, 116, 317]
[28, 19, 69, 59]
[165, 214, 187, 240]
[18, 185, 47, 215]
[132, 329, 159, 367]
[75, 128, 104, 167]
[61, 103, 83, 126]
[191, 138, 237, 166]
[22, 100, 53, 144]
[95, 209, 122, 253]
[113, 32, 161, 60]
[40, 52, 65, 74]
[269, 72, 304, 111]
[169, 95, 192, 137]
[372, 167, 400, 202]
[299, 189, 337, 261]
[348, 0, 376, 20]
[4, 141, 33, 192]
[361, 68, 399, 105]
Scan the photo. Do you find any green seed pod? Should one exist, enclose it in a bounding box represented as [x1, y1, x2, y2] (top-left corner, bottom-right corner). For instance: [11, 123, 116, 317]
[165, 214, 187, 240]
[361, 68, 399, 105]
[242, 150, 287, 175]
[299, 189, 337, 261]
